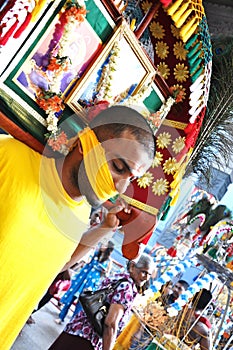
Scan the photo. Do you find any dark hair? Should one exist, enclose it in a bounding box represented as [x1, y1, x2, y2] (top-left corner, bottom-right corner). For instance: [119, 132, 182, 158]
[97, 241, 114, 263]
[177, 280, 189, 290]
[192, 289, 212, 310]
[53, 270, 71, 283]
[89, 105, 155, 159]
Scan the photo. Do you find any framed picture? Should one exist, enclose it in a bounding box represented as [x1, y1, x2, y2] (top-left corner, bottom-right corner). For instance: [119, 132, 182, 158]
[0, 0, 119, 143]
[65, 21, 158, 123]
[13, 18, 103, 101]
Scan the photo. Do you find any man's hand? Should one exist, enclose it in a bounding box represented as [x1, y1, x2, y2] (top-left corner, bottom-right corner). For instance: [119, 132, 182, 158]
[62, 200, 131, 270]
[102, 197, 131, 230]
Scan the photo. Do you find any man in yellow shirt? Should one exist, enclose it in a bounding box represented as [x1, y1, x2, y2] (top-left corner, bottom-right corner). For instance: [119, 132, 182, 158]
[0, 105, 155, 349]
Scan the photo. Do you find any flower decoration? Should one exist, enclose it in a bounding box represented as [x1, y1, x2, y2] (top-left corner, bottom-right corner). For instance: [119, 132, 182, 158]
[156, 41, 169, 59]
[47, 131, 68, 153]
[95, 41, 121, 103]
[47, 56, 71, 72]
[157, 62, 170, 79]
[171, 24, 180, 39]
[156, 132, 172, 149]
[64, 1, 87, 21]
[140, 300, 172, 334]
[152, 178, 169, 196]
[147, 111, 161, 130]
[163, 157, 178, 175]
[149, 21, 165, 39]
[28, 0, 87, 154]
[137, 172, 154, 189]
[141, 1, 158, 18]
[36, 90, 64, 113]
[118, 81, 152, 106]
[173, 41, 187, 60]
[174, 63, 189, 82]
[151, 151, 163, 168]
[170, 84, 186, 103]
[172, 136, 185, 154]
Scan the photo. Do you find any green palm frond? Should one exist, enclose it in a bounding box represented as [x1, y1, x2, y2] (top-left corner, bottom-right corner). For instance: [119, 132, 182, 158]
[186, 39, 233, 183]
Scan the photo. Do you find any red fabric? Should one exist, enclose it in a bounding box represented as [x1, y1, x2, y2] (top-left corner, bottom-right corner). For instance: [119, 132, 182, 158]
[49, 280, 71, 295]
[195, 314, 212, 329]
[167, 246, 177, 257]
[0, 19, 18, 45]
[159, 0, 172, 7]
[103, 201, 156, 260]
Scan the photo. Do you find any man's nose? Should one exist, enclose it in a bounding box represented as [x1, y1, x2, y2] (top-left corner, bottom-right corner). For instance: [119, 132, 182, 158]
[114, 177, 131, 194]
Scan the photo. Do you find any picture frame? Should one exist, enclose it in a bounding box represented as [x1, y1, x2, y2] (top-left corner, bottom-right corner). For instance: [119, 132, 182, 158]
[12, 18, 103, 101]
[0, 0, 119, 142]
[65, 20, 158, 124]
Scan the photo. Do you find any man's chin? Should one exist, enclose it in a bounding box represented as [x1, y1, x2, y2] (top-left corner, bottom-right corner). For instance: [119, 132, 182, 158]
[84, 193, 103, 208]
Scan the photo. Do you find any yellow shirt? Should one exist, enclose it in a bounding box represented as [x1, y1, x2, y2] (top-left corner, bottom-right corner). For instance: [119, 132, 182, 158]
[0, 135, 91, 349]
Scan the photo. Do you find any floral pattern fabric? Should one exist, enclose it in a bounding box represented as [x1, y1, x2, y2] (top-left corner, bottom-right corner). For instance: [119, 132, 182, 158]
[64, 273, 138, 350]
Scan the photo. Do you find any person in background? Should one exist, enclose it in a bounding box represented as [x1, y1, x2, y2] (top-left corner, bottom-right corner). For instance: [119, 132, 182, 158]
[0, 105, 155, 349]
[121, 279, 190, 350]
[48, 253, 155, 350]
[160, 279, 189, 306]
[174, 288, 213, 350]
[54, 241, 115, 324]
[27, 270, 71, 325]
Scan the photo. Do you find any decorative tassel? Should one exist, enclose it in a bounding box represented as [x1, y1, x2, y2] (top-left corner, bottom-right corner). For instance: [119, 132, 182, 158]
[180, 17, 197, 42]
[0, 19, 18, 46]
[190, 57, 202, 75]
[189, 50, 201, 66]
[189, 88, 203, 107]
[189, 105, 202, 123]
[172, 2, 189, 26]
[130, 18, 136, 31]
[13, 12, 32, 38]
[31, 0, 47, 22]
[191, 66, 204, 83]
[176, 8, 193, 28]
[187, 42, 201, 59]
[167, 0, 183, 16]
[170, 188, 180, 206]
[185, 33, 198, 50]
[189, 73, 204, 92]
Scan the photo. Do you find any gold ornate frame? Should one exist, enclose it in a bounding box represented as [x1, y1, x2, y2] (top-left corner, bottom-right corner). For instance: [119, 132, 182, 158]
[65, 20, 157, 123]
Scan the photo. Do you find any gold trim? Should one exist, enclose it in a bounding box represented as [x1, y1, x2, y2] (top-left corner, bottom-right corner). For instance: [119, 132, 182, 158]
[66, 20, 157, 122]
[162, 119, 187, 130]
[120, 194, 158, 216]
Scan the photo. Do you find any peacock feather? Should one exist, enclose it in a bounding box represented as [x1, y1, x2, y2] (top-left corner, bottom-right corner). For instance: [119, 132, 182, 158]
[186, 37, 233, 184]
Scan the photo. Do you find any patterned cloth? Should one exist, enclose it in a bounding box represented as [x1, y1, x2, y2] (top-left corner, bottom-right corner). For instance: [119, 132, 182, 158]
[59, 251, 110, 321]
[64, 273, 138, 350]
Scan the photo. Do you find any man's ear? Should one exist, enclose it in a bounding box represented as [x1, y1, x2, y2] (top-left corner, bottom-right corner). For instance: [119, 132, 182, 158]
[76, 138, 83, 155]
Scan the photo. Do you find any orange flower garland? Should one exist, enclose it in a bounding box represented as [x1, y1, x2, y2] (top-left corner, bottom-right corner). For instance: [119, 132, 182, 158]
[36, 90, 64, 113]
